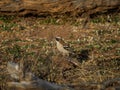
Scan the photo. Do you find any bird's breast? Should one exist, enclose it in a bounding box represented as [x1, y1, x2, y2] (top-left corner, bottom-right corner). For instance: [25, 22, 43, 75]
[56, 42, 69, 54]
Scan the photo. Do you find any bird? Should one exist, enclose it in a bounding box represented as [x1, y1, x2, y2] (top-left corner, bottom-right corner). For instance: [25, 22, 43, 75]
[55, 37, 81, 67]
[55, 37, 74, 56]
[55, 37, 90, 65]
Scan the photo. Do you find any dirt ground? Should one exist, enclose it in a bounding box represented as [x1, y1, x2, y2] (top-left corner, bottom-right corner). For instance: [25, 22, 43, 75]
[0, 14, 120, 90]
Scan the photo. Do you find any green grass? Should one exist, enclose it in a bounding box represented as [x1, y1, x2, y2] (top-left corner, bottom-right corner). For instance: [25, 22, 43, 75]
[0, 14, 120, 90]
[0, 16, 15, 23]
[0, 23, 17, 32]
[39, 17, 61, 25]
[5, 44, 22, 59]
[1, 38, 22, 45]
[91, 14, 120, 24]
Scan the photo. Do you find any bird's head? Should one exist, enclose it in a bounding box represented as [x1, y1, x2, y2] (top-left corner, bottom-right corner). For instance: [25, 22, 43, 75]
[55, 37, 62, 42]
[55, 37, 67, 45]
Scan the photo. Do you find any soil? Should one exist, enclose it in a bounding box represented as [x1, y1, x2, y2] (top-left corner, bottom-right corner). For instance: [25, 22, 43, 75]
[0, 15, 120, 90]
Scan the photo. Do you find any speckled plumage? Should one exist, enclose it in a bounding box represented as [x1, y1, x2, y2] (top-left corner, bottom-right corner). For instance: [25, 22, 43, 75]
[55, 37, 73, 56]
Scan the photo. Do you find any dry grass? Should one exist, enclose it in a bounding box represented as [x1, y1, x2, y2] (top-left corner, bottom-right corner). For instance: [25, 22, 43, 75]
[0, 13, 120, 90]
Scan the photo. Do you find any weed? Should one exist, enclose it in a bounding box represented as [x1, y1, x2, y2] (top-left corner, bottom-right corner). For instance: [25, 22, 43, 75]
[94, 44, 101, 49]
[116, 48, 120, 56]
[5, 44, 22, 59]
[111, 15, 120, 23]
[0, 16, 15, 23]
[69, 33, 74, 39]
[110, 39, 118, 44]
[91, 14, 120, 24]
[91, 16, 106, 23]
[0, 23, 17, 32]
[39, 17, 60, 25]
[38, 17, 82, 25]
[71, 21, 80, 26]
[0, 14, 120, 90]
[1, 38, 21, 45]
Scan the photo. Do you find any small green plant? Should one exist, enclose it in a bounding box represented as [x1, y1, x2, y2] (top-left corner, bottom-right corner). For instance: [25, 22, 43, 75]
[1, 38, 22, 45]
[0, 16, 15, 23]
[71, 21, 80, 26]
[5, 45, 22, 59]
[39, 17, 60, 25]
[94, 44, 101, 49]
[0, 23, 17, 32]
[110, 39, 118, 44]
[111, 15, 120, 23]
[91, 14, 120, 24]
[116, 48, 120, 56]
[91, 16, 106, 23]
